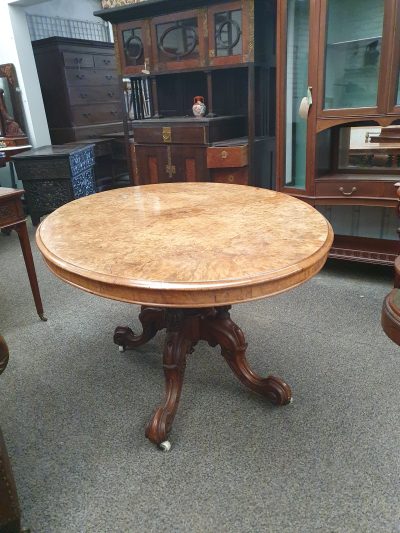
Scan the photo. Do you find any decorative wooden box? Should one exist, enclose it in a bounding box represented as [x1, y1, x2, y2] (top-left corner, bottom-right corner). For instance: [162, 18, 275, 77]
[12, 144, 95, 225]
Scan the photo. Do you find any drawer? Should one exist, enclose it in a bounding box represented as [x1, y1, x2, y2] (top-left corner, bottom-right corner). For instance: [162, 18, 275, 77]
[65, 69, 119, 86]
[63, 52, 94, 68]
[71, 104, 123, 126]
[68, 86, 120, 105]
[207, 145, 248, 168]
[93, 54, 116, 69]
[315, 179, 398, 200]
[133, 125, 207, 145]
[211, 167, 248, 185]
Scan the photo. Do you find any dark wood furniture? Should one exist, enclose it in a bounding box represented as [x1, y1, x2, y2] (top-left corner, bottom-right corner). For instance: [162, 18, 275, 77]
[381, 183, 400, 345]
[276, 0, 400, 265]
[36, 183, 333, 450]
[95, 0, 276, 188]
[0, 335, 23, 533]
[32, 37, 123, 144]
[0, 188, 45, 321]
[12, 145, 96, 226]
[0, 63, 31, 169]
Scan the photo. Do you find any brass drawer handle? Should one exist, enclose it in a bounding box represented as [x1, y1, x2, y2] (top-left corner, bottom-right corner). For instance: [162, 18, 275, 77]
[105, 75, 113, 80]
[76, 73, 85, 80]
[339, 186, 357, 196]
[221, 150, 228, 159]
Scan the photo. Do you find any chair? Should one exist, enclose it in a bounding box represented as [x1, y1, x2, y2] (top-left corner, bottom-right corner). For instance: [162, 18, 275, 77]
[0, 335, 23, 533]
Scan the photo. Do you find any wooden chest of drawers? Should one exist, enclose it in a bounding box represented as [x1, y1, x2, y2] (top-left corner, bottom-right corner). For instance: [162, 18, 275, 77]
[32, 37, 123, 144]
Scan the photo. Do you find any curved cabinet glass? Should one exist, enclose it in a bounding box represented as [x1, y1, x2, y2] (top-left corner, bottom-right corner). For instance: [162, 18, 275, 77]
[323, 0, 385, 110]
[283, 0, 309, 189]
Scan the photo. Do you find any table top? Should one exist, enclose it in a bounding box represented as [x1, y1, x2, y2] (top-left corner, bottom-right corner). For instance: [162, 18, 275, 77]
[0, 187, 23, 200]
[11, 144, 92, 160]
[36, 183, 334, 307]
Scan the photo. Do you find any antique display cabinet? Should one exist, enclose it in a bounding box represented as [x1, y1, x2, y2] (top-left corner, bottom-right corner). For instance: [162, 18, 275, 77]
[277, 0, 400, 264]
[95, 0, 276, 187]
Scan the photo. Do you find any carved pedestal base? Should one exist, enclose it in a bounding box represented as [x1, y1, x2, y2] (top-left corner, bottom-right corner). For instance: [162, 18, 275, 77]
[114, 306, 292, 448]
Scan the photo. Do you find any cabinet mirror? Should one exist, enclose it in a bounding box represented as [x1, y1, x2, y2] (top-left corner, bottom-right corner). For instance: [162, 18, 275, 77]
[337, 125, 400, 172]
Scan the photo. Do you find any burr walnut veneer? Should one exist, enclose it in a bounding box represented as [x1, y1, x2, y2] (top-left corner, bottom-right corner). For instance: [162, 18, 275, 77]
[36, 183, 333, 448]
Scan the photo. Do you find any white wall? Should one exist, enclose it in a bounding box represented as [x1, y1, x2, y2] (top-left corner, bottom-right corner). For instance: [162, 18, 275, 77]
[0, 0, 104, 187]
[25, 0, 103, 23]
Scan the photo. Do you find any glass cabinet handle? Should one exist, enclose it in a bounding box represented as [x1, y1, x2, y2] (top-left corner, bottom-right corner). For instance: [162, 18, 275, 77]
[339, 186, 357, 196]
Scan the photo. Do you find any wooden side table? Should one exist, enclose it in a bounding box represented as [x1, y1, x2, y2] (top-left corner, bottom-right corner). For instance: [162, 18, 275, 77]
[0, 187, 46, 321]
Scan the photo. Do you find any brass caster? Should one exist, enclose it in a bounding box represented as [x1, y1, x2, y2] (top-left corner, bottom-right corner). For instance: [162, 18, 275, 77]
[118, 345, 125, 353]
[159, 440, 171, 452]
[39, 313, 48, 321]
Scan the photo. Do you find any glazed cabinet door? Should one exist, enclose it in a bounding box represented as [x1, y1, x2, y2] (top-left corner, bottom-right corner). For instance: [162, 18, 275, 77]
[277, 0, 317, 194]
[207, 1, 250, 66]
[317, 0, 394, 117]
[150, 9, 207, 72]
[116, 19, 151, 75]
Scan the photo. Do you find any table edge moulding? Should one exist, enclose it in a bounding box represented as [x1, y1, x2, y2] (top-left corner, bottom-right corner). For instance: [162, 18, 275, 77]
[36, 183, 334, 308]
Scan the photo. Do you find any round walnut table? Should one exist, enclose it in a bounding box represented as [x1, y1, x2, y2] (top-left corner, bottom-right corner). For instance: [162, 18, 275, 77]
[36, 183, 334, 451]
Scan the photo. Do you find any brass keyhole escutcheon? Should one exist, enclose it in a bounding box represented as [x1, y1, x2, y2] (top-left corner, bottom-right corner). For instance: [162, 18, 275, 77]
[221, 150, 228, 159]
[228, 175, 234, 182]
[162, 127, 172, 143]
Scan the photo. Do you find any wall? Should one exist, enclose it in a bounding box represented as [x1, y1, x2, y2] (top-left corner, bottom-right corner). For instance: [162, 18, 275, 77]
[0, 0, 104, 187]
[25, 0, 103, 23]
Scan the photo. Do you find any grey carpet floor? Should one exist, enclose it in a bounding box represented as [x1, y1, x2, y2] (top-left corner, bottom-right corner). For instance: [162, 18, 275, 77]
[0, 223, 399, 533]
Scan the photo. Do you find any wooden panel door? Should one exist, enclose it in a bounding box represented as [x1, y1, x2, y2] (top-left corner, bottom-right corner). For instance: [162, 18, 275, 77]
[171, 146, 208, 182]
[207, 1, 250, 66]
[150, 9, 207, 72]
[116, 19, 151, 75]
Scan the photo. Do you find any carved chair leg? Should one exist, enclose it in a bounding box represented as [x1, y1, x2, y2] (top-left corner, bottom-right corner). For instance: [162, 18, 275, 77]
[145, 310, 193, 447]
[114, 306, 166, 350]
[202, 307, 292, 406]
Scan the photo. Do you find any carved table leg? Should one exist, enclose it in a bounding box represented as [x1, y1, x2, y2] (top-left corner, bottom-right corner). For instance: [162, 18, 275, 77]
[114, 306, 166, 351]
[118, 306, 292, 449]
[14, 221, 47, 321]
[201, 306, 292, 406]
[145, 310, 194, 449]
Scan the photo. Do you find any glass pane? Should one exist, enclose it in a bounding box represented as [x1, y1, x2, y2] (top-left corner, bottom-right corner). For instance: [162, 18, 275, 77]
[324, 0, 384, 109]
[214, 10, 242, 57]
[284, 0, 309, 189]
[122, 27, 144, 67]
[338, 125, 400, 170]
[156, 18, 199, 63]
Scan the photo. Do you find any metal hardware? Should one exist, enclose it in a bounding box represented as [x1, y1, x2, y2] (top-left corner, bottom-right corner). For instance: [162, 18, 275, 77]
[162, 127, 172, 143]
[307, 86, 313, 106]
[165, 145, 176, 178]
[339, 186, 357, 196]
[228, 174, 234, 182]
[221, 150, 228, 159]
[209, 49, 215, 58]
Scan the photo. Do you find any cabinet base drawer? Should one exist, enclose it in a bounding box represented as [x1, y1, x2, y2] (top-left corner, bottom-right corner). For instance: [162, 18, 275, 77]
[315, 179, 398, 200]
[207, 145, 248, 168]
[211, 167, 248, 185]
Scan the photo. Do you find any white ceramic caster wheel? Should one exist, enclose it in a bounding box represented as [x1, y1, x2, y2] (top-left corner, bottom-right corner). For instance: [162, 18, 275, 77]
[118, 345, 125, 352]
[159, 440, 171, 452]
